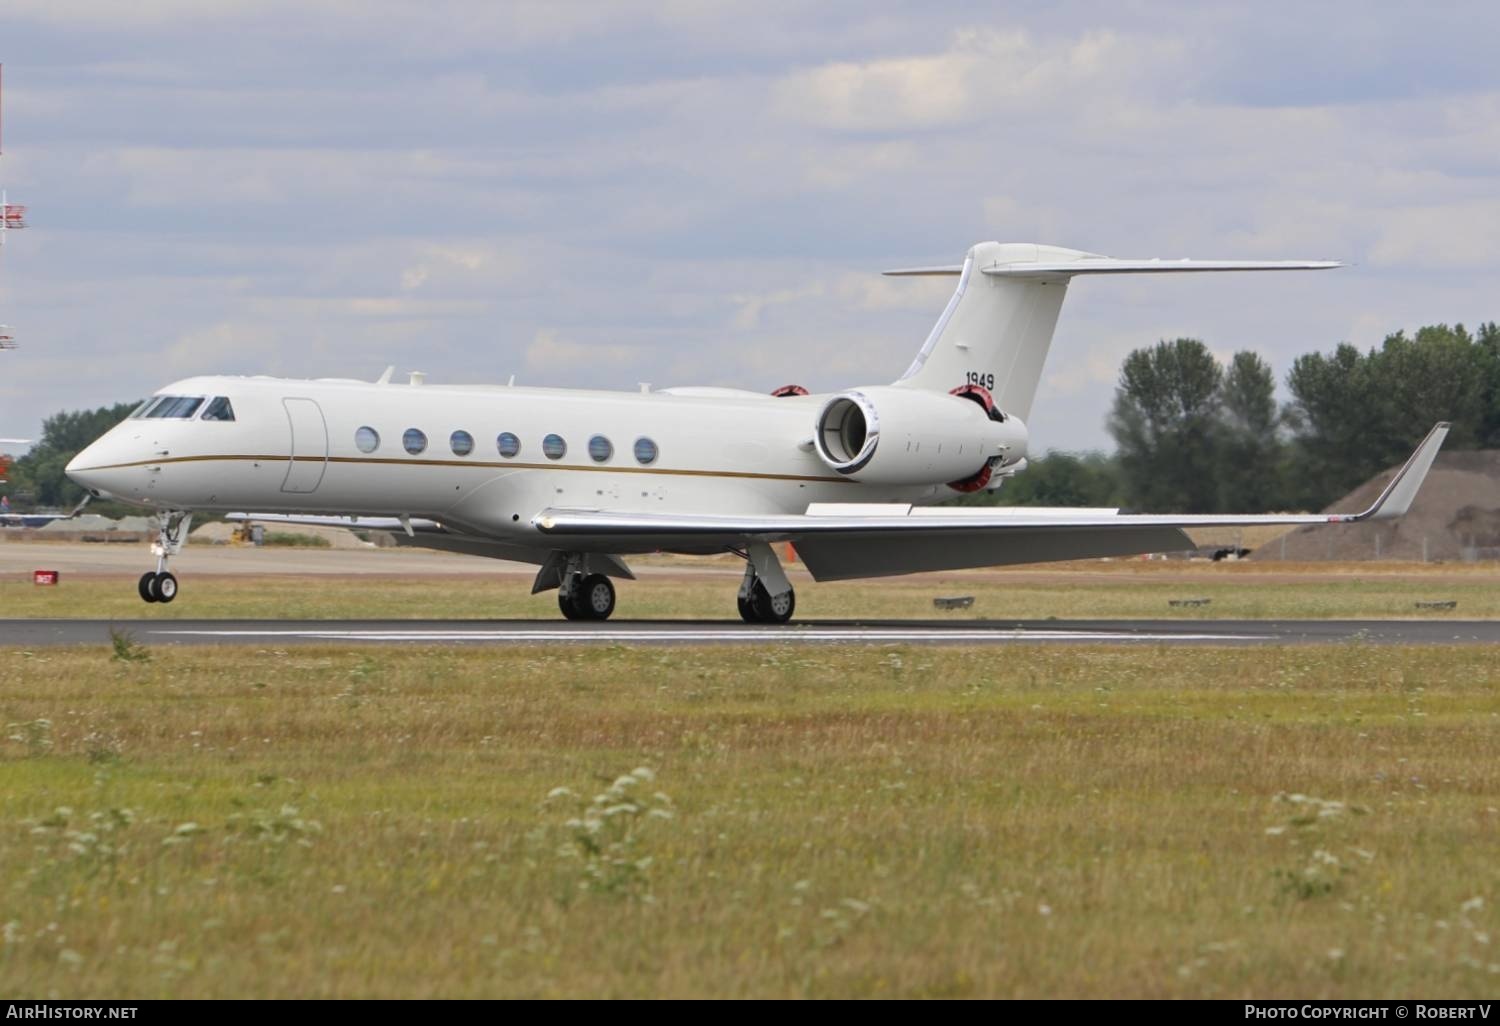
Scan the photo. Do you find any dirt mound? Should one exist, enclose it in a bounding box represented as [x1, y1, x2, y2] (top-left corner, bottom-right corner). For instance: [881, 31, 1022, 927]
[34, 514, 147, 533]
[1252, 450, 1500, 562]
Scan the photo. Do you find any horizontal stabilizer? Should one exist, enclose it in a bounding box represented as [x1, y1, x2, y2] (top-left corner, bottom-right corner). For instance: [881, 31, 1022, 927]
[882, 266, 965, 277]
[982, 258, 1341, 278]
[883, 259, 1339, 279]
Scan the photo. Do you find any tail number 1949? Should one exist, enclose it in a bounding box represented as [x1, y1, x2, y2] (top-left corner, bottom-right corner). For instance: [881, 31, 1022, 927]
[965, 371, 995, 390]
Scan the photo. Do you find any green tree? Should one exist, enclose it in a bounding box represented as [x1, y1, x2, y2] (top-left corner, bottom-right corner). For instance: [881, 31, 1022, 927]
[10, 401, 141, 508]
[1283, 343, 1383, 507]
[1479, 322, 1500, 447]
[1217, 350, 1286, 511]
[1107, 338, 1224, 512]
[1377, 325, 1484, 451]
[1286, 326, 1488, 506]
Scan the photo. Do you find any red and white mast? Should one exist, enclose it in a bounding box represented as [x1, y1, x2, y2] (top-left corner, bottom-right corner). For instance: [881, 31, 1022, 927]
[0, 63, 24, 350]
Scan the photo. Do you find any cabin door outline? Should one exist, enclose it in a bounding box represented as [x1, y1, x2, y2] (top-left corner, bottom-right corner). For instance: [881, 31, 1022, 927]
[281, 397, 329, 494]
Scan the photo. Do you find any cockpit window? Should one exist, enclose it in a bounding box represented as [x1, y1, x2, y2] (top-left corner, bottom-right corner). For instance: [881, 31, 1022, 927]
[142, 396, 205, 420]
[201, 397, 235, 422]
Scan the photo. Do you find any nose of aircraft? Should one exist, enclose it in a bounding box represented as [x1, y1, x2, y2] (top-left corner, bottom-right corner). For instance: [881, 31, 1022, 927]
[65, 438, 116, 497]
[65, 449, 95, 492]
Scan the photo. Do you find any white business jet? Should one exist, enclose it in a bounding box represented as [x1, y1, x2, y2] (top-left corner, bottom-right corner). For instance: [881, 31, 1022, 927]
[65, 241, 1448, 618]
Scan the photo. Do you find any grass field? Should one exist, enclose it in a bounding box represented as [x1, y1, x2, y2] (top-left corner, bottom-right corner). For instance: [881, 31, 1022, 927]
[1, 558, 1499, 621]
[3, 641, 1500, 998]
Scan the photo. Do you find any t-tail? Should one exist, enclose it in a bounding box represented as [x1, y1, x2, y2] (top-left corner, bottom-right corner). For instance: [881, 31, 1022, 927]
[885, 242, 1340, 421]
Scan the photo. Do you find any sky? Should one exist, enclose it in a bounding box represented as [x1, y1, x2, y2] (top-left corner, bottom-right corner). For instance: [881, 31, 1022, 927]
[1, 1, 1499, 454]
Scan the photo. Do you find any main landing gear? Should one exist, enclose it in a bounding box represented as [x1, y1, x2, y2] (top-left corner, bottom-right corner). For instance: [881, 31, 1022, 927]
[535, 548, 797, 624]
[533, 553, 629, 622]
[737, 541, 796, 624]
[559, 571, 616, 622]
[139, 511, 192, 604]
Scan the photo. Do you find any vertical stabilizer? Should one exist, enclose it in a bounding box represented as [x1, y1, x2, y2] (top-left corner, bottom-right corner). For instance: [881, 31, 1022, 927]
[892, 242, 1072, 421]
[887, 242, 1339, 421]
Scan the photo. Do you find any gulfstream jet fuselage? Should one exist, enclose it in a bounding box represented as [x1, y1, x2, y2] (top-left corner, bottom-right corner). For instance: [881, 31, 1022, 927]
[66, 242, 1447, 621]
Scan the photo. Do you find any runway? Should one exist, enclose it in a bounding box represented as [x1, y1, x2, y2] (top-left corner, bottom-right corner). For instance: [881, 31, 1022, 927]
[2, 618, 1499, 647]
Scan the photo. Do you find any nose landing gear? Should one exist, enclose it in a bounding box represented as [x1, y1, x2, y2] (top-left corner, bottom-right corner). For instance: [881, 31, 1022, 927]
[139, 511, 192, 604]
[138, 570, 178, 603]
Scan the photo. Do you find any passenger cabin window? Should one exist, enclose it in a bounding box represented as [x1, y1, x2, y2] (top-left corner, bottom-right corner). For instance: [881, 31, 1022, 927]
[355, 427, 380, 453]
[141, 396, 205, 420]
[450, 430, 474, 456]
[542, 434, 567, 460]
[403, 428, 428, 455]
[588, 435, 613, 463]
[497, 432, 521, 458]
[201, 397, 235, 422]
[634, 437, 659, 465]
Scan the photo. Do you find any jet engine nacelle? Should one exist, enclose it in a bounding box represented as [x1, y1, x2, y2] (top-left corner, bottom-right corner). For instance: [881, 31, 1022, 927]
[812, 385, 1028, 489]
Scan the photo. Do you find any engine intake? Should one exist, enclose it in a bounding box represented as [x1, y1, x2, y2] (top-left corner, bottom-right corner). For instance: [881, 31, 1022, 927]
[813, 386, 1027, 487]
[817, 393, 880, 473]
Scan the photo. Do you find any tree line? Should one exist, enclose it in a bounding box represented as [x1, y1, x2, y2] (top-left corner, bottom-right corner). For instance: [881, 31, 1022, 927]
[967, 322, 1500, 513]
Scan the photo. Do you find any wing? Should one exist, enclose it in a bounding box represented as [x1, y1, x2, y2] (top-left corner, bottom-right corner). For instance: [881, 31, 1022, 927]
[535, 423, 1449, 580]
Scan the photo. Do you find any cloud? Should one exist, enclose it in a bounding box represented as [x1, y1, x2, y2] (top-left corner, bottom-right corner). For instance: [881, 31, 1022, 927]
[523, 330, 643, 376]
[729, 283, 824, 330]
[163, 321, 250, 374]
[775, 51, 975, 132]
[772, 27, 1179, 132]
[1368, 200, 1500, 268]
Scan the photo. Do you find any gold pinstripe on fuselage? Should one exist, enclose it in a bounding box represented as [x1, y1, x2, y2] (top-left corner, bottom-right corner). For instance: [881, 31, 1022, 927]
[69, 452, 856, 486]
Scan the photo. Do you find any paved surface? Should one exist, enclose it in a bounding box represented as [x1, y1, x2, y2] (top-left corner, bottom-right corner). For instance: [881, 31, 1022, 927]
[2, 618, 1498, 647]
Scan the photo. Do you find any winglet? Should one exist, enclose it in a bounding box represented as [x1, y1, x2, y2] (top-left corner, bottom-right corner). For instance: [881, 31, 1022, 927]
[1341, 422, 1449, 522]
